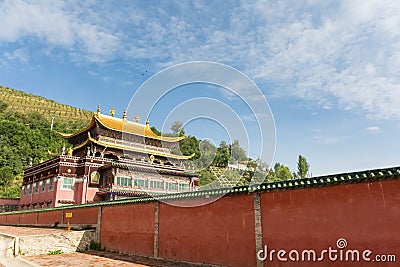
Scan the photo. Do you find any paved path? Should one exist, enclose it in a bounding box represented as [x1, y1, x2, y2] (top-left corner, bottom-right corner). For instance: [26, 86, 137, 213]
[24, 251, 214, 267]
[0, 225, 67, 236]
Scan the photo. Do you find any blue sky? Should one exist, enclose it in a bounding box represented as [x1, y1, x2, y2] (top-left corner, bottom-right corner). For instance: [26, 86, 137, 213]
[0, 0, 399, 176]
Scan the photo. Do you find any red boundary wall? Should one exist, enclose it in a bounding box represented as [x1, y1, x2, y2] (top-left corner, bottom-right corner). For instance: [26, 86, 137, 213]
[0, 207, 98, 226]
[64, 207, 98, 225]
[260, 179, 400, 266]
[100, 202, 156, 256]
[158, 194, 256, 267]
[1, 178, 399, 266]
[37, 210, 63, 225]
[20, 212, 37, 225]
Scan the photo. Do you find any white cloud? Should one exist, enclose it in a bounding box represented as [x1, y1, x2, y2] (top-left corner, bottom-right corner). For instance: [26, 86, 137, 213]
[1, 0, 399, 120]
[134, 0, 400, 121]
[249, 0, 400, 120]
[0, 0, 119, 61]
[3, 48, 29, 63]
[312, 134, 350, 145]
[366, 126, 381, 134]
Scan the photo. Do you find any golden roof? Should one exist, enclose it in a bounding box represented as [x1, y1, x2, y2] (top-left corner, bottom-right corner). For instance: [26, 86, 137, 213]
[72, 132, 193, 160]
[58, 113, 184, 142]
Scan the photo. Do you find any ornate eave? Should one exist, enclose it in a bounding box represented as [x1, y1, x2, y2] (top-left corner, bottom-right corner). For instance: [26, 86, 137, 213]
[57, 112, 184, 143]
[72, 132, 194, 160]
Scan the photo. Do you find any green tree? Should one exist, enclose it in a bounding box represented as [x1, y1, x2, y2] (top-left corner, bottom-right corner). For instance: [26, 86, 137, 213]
[198, 168, 216, 186]
[297, 155, 310, 178]
[0, 166, 14, 186]
[0, 113, 67, 197]
[213, 141, 230, 167]
[267, 163, 293, 181]
[175, 136, 201, 159]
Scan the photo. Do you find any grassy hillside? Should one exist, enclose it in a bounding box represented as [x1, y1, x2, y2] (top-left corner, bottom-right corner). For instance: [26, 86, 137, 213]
[0, 85, 92, 131]
[0, 85, 94, 198]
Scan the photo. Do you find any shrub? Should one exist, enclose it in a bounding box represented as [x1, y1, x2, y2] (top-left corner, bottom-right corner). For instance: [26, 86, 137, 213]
[48, 249, 63, 255]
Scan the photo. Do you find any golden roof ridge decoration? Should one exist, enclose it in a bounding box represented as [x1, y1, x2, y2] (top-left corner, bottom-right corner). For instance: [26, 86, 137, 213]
[57, 111, 184, 142]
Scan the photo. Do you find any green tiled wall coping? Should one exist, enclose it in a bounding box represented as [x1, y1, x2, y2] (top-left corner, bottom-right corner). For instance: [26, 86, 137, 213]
[2, 166, 400, 215]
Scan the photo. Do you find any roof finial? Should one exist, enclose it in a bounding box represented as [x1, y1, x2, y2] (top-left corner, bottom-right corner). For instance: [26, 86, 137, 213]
[146, 118, 150, 126]
[123, 109, 127, 120]
[97, 104, 101, 114]
[134, 115, 140, 123]
[110, 108, 115, 117]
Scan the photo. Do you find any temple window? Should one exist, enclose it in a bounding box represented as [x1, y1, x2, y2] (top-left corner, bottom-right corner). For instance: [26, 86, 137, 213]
[166, 181, 178, 191]
[150, 180, 164, 190]
[23, 186, 27, 196]
[179, 183, 189, 191]
[34, 182, 40, 193]
[49, 179, 54, 191]
[134, 178, 148, 188]
[117, 176, 132, 187]
[62, 177, 73, 189]
[41, 181, 46, 192]
[28, 185, 32, 195]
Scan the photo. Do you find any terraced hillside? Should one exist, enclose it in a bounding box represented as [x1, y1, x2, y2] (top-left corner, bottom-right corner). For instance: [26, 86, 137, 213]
[0, 85, 92, 123]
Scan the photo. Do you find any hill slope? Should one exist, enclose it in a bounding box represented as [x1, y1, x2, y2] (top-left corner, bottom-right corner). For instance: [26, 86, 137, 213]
[0, 85, 92, 123]
[0, 85, 93, 198]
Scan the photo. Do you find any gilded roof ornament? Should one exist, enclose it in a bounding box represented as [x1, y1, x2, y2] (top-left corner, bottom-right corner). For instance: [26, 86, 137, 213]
[97, 104, 101, 114]
[57, 113, 185, 142]
[67, 147, 73, 156]
[110, 108, 115, 117]
[134, 115, 140, 122]
[123, 109, 127, 120]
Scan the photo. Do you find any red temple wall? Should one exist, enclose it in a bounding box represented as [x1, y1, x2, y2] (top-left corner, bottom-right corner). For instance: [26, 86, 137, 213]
[18, 194, 28, 205]
[0, 215, 6, 224]
[19, 212, 37, 225]
[73, 182, 84, 205]
[0, 199, 19, 205]
[100, 203, 156, 257]
[260, 179, 400, 267]
[37, 210, 63, 225]
[20, 182, 57, 206]
[157, 194, 256, 267]
[0, 207, 97, 227]
[32, 185, 51, 204]
[5, 214, 19, 225]
[64, 207, 98, 225]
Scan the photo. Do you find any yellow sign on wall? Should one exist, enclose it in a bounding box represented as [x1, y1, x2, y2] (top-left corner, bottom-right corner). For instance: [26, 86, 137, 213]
[65, 212, 72, 218]
[90, 171, 100, 184]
